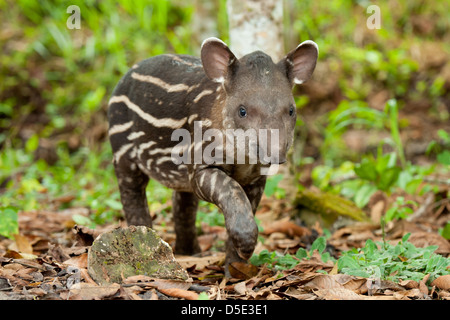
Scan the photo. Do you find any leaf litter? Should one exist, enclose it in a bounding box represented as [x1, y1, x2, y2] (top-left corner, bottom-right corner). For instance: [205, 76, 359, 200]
[0, 187, 449, 300]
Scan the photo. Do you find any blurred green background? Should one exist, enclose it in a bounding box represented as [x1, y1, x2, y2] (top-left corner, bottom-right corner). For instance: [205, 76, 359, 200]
[0, 0, 449, 238]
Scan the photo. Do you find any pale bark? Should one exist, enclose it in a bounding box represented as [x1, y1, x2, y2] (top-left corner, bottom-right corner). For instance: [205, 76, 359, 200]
[227, 0, 284, 61]
[192, 0, 220, 48]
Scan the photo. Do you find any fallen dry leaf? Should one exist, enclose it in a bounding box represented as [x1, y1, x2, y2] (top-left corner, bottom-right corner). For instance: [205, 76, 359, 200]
[314, 287, 364, 300]
[151, 279, 192, 291]
[347, 230, 375, 242]
[18, 210, 76, 234]
[431, 274, 450, 290]
[419, 274, 430, 295]
[379, 280, 405, 292]
[200, 223, 226, 235]
[121, 285, 144, 300]
[282, 287, 316, 300]
[24, 287, 47, 297]
[123, 276, 192, 292]
[8, 258, 44, 271]
[4, 250, 23, 259]
[364, 295, 397, 300]
[123, 275, 154, 284]
[3, 261, 25, 271]
[13, 234, 33, 254]
[80, 268, 98, 285]
[437, 290, 450, 300]
[158, 287, 199, 300]
[197, 234, 216, 251]
[399, 279, 419, 289]
[263, 218, 311, 238]
[408, 231, 450, 255]
[207, 286, 221, 300]
[294, 251, 334, 273]
[393, 288, 424, 300]
[234, 281, 248, 295]
[16, 267, 36, 280]
[329, 262, 339, 275]
[47, 243, 71, 263]
[303, 274, 344, 290]
[263, 271, 289, 284]
[272, 238, 301, 250]
[333, 274, 367, 293]
[264, 291, 283, 300]
[176, 253, 225, 270]
[228, 262, 259, 280]
[248, 286, 282, 300]
[69, 283, 120, 300]
[63, 253, 88, 269]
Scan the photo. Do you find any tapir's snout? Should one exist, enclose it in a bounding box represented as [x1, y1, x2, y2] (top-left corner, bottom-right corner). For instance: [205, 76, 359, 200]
[256, 124, 289, 165]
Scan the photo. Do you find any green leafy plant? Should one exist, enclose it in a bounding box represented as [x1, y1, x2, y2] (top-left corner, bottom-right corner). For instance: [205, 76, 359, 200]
[384, 196, 418, 222]
[337, 233, 450, 283]
[312, 149, 435, 209]
[0, 207, 19, 239]
[295, 236, 334, 263]
[354, 151, 401, 193]
[427, 129, 450, 166]
[251, 234, 449, 285]
[437, 150, 450, 166]
[321, 100, 386, 163]
[264, 174, 286, 199]
[439, 222, 450, 240]
[322, 99, 407, 166]
[250, 237, 333, 271]
[197, 292, 209, 300]
[314, 95, 440, 212]
[250, 249, 299, 271]
[385, 99, 406, 168]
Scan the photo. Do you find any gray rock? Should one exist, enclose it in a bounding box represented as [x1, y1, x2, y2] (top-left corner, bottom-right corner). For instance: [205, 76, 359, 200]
[87, 226, 188, 285]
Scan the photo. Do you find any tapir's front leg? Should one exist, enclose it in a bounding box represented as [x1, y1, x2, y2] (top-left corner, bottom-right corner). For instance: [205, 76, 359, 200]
[243, 176, 267, 214]
[192, 168, 259, 270]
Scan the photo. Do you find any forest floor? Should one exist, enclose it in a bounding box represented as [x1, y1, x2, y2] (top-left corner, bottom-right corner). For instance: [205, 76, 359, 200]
[0, 179, 448, 301]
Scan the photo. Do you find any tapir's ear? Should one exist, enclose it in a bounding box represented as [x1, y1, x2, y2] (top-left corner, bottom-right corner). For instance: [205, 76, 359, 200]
[201, 37, 237, 83]
[278, 40, 318, 86]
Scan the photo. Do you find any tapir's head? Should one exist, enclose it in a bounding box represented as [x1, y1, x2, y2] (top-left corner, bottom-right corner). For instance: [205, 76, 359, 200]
[201, 38, 318, 168]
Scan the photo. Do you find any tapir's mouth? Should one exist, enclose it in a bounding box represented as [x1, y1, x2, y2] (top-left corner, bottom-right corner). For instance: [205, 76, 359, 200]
[256, 145, 287, 165]
[262, 157, 287, 165]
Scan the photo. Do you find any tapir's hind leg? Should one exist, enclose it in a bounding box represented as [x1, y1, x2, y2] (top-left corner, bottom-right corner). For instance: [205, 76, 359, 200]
[109, 99, 152, 227]
[113, 157, 153, 227]
[172, 191, 201, 255]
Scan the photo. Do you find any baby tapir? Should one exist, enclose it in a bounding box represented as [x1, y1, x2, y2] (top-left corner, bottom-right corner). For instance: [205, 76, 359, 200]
[108, 38, 318, 275]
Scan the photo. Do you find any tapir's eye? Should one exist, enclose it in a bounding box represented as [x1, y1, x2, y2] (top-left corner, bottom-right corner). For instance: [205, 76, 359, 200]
[289, 105, 295, 117]
[238, 105, 247, 118]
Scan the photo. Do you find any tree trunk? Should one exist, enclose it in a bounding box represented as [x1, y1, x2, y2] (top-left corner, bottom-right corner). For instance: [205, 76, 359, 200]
[227, 0, 284, 61]
[192, 0, 220, 49]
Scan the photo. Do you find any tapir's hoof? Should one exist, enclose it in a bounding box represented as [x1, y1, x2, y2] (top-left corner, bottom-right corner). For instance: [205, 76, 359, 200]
[229, 223, 258, 261]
